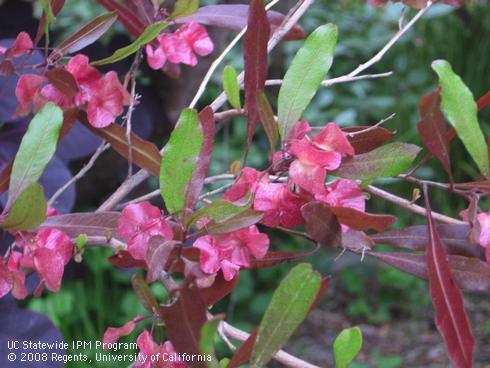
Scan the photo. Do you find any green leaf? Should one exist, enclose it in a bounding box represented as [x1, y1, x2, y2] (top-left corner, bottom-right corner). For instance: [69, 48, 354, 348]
[333, 327, 363, 368]
[171, 0, 199, 19]
[7, 103, 63, 207]
[223, 65, 241, 109]
[333, 143, 421, 183]
[432, 60, 489, 177]
[131, 273, 159, 314]
[206, 209, 263, 235]
[39, 0, 56, 23]
[200, 316, 222, 368]
[160, 109, 203, 214]
[185, 195, 252, 228]
[91, 22, 168, 66]
[1, 183, 47, 231]
[251, 263, 321, 367]
[219, 358, 230, 368]
[257, 91, 279, 153]
[277, 24, 338, 141]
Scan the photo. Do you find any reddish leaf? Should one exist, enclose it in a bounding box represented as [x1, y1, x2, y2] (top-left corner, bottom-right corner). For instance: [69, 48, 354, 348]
[343, 126, 395, 154]
[160, 285, 208, 368]
[371, 252, 490, 293]
[41, 212, 120, 238]
[251, 248, 319, 269]
[417, 89, 452, 179]
[46, 67, 79, 98]
[257, 91, 279, 153]
[243, 0, 270, 154]
[146, 238, 179, 283]
[177, 5, 304, 41]
[0, 162, 13, 195]
[301, 202, 342, 248]
[198, 273, 239, 306]
[423, 187, 475, 368]
[52, 11, 118, 58]
[35, 0, 65, 44]
[477, 91, 490, 112]
[309, 276, 330, 312]
[131, 273, 159, 314]
[109, 250, 147, 269]
[184, 106, 215, 211]
[96, 0, 147, 37]
[227, 330, 258, 368]
[331, 207, 396, 232]
[79, 112, 162, 176]
[371, 224, 485, 260]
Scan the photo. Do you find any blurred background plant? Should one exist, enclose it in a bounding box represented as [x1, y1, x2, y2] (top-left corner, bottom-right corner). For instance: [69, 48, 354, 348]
[2, 0, 489, 366]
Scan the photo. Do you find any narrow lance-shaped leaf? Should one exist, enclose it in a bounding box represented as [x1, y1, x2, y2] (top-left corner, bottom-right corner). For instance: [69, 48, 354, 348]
[371, 252, 490, 293]
[171, 0, 200, 19]
[160, 109, 203, 214]
[41, 212, 120, 239]
[95, 0, 146, 37]
[131, 273, 159, 314]
[223, 66, 241, 109]
[176, 5, 305, 41]
[333, 143, 421, 183]
[185, 195, 252, 229]
[333, 327, 363, 368]
[257, 91, 279, 154]
[80, 113, 162, 177]
[417, 89, 452, 179]
[52, 12, 118, 57]
[7, 103, 63, 208]
[423, 186, 475, 368]
[184, 106, 216, 212]
[91, 22, 168, 66]
[243, 0, 270, 155]
[251, 263, 321, 367]
[278, 24, 338, 141]
[0, 183, 47, 231]
[432, 60, 489, 177]
[206, 209, 263, 235]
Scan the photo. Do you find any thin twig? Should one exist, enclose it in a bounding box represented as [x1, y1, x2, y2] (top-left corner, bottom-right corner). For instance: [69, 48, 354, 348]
[265, 71, 394, 87]
[81, 236, 126, 249]
[188, 0, 282, 109]
[210, 0, 317, 112]
[366, 185, 465, 224]
[48, 142, 110, 208]
[347, 1, 433, 78]
[219, 321, 321, 368]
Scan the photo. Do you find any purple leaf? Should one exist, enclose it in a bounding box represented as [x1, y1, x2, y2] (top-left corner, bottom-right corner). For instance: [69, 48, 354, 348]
[176, 5, 304, 41]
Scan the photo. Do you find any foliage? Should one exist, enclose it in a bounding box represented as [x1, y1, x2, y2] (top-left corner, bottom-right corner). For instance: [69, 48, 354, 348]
[0, 0, 489, 367]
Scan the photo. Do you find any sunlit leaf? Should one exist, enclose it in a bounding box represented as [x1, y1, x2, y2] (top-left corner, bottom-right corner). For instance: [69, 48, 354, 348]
[200, 316, 222, 368]
[333, 327, 363, 368]
[160, 109, 202, 214]
[171, 0, 199, 19]
[432, 60, 489, 177]
[0, 183, 46, 231]
[278, 24, 337, 141]
[251, 263, 321, 367]
[223, 65, 241, 109]
[333, 143, 421, 183]
[7, 103, 63, 207]
[91, 22, 168, 65]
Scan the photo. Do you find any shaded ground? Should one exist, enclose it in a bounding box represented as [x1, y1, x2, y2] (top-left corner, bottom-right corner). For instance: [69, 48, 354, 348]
[280, 287, 490, 367]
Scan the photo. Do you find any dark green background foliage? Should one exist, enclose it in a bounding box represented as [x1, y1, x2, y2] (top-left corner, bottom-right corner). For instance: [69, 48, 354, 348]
[21, 0, 490, 366]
